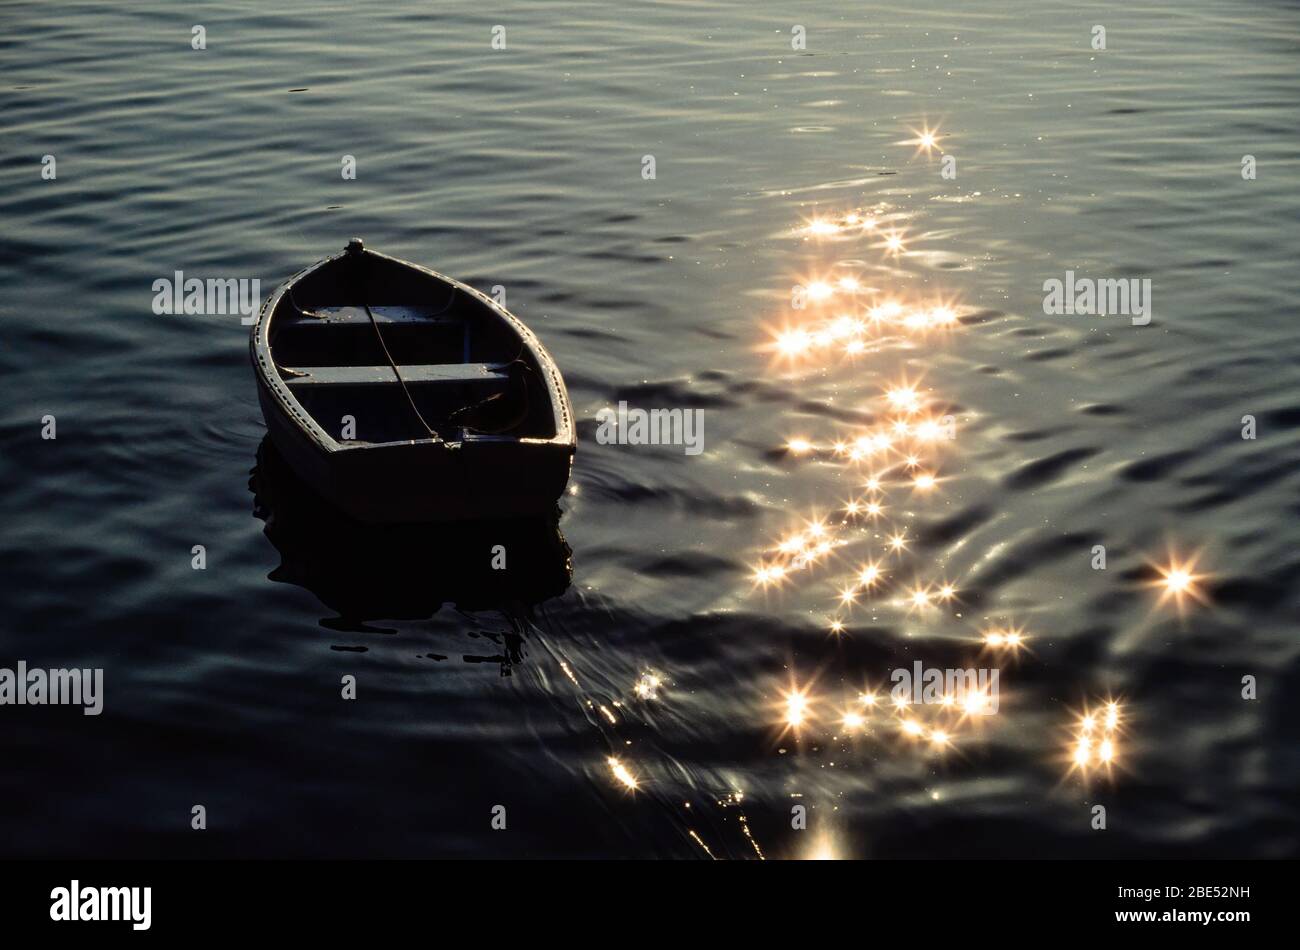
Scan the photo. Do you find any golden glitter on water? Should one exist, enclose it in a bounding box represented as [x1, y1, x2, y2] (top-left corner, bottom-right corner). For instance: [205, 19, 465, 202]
[607, 757, 639, 791]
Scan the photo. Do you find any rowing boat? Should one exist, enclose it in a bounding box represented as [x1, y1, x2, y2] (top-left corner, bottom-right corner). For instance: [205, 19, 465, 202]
[250, 239, 575, 522]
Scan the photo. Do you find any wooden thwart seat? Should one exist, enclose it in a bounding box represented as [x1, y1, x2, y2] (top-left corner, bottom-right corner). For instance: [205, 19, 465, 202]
[281, 363, 508, 388]
[282, 305, 462, 328]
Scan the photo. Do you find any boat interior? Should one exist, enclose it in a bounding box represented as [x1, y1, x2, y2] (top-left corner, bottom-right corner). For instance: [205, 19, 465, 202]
[267, 251, 558, 445]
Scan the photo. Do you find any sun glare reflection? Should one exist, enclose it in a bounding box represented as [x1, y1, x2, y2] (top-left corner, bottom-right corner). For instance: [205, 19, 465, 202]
[1066, 698, 1128, 779]
[735, 168, 1185, 818]
[608, 757, 639, 791]
[902, 122, 944, 158]
[1146, 547, 1211, 614]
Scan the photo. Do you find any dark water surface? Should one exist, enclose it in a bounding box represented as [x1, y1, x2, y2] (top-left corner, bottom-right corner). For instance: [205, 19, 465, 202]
[2, 2, 1298, 858]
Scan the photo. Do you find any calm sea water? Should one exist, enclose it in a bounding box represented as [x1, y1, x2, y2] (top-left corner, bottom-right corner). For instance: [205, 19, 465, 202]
[2, 1, 1297, 858]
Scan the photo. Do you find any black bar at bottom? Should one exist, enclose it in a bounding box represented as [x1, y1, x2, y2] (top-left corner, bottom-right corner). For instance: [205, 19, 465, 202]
[0, 858, 1284, 936]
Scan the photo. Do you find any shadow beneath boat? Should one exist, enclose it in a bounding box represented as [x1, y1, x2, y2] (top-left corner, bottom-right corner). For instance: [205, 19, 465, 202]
[249, 437, 572, 661]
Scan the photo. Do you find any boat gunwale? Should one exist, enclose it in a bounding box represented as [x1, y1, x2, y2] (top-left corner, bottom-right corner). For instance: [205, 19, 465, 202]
[251, 246, 576, 455]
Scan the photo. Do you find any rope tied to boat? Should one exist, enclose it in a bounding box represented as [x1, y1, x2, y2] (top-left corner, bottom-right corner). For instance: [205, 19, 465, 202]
[291, 282, 522, 440]
[363, 303, 441, 441]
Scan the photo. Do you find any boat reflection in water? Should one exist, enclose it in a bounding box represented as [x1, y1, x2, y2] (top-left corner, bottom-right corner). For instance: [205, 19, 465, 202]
[249, 437, 572, 669]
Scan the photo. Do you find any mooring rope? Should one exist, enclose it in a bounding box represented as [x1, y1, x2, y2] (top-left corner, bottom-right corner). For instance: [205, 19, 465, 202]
[289, 282, 522, 440]
[364, 303, 441, 441]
